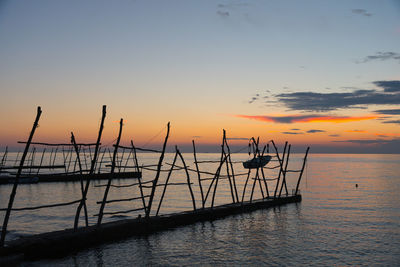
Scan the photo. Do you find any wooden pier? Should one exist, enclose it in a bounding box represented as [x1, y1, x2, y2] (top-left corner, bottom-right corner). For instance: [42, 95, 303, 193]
[0, 195, 301, 262]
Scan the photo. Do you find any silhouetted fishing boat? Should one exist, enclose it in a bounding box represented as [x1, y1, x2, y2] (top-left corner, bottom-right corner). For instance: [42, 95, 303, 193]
[243, 155, 271, 169]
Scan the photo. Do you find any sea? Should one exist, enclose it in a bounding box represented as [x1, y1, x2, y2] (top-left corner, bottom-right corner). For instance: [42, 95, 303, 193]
[1, 152, 399, 266]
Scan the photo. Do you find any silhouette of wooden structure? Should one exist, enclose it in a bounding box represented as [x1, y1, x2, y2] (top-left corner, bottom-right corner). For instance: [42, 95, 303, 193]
[0, 105, 309, 263]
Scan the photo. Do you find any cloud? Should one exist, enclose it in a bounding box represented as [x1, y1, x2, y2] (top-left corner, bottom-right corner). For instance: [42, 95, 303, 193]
[234, 114, 379, 124]
[372, 81, 400, 92]
[248, 96, 258, 104]
[282, 132, 303, 135]
[359, 52, 400, 63]
[307, 129, 326, 133]
[352, 9, 372, 17]
[346, 129, 367, 133]
[291, 128, 300, 131]
[333, 139, 398, 145]
[217, 10, 229, 17]
[276, 80, 400, 111]
[192, 136, 202, 138]
[382, 120, 400, 124]
[374, 108, 400, 115]
[329, 134, 341, 137]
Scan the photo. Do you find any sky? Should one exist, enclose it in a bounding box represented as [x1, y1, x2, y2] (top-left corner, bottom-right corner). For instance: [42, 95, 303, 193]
[0, 0, 399, 153]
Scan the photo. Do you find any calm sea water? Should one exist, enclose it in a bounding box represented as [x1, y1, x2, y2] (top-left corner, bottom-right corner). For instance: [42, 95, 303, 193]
[1, 153, 400, 266]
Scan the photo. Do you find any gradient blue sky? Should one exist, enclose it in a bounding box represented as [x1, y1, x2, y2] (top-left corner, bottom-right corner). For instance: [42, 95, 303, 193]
[0, 0, 399, 152]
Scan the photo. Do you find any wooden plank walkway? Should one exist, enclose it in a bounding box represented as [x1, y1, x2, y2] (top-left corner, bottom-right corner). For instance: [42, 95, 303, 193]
[0, 195, 301, 262]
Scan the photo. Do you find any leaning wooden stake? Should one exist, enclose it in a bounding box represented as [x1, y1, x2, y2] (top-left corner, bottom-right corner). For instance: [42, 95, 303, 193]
[131, 140, 147, 214]
[279, 144, 291, 197]
[295, 147, 310, 195]
[223, 136, 239, 203]
[273, 141, 287, 198]
[222, 130, 236, 203]
[156, 151, 178, 216]
[192, 140, 205, 208]
[146, 122, 170, 218]
[1, 106, 42, 247]
[97, 118, 123, 226]
[71, 132, 89, 227]
[177, 147, 197, 211]
[74, 105, 106, 230]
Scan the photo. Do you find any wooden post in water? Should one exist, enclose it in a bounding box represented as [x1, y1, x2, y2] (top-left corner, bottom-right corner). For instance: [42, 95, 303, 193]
[97, 118, 123, 226]
[131, 140, 147, 214]
[241, 169, 251, 203]
[279, 144, 291, 197]
[146, 122, 170, 218]
[192, 140, 205, 208]
[71, 132, 89, 227]
[295, 147, 310, 195]
[222, 130, 236, 203]
[0, 147, 8, 173]
[203, 154, 226, 206]
[223, 135, 239, 202]
[156, 151, 178, 216]
[1, 106, 42, 247]
[74, 105, 106, 230]
[176, 147, 196, 211]
[36, 148, 46, 176]
[273, 141, 287, 198]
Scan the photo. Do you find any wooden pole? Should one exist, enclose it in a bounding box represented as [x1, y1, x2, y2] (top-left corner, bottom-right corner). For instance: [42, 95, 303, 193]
[176, 147, 196, 211]
[0, 147, 8, 173]
[279, 144, 291, 197]
[156, 151, 178, 216]
[273, 141, 287, 198]
[192, 140, 205, 208]
[74, 105, 106, 229]
[1, 106, 42, 247]
[295, 147, 310, 195]
[71, 132, 89, 228]
[36, 148, 46, 176]
[223, 137, 239, 203]
[131, 140, 147, 214]
[222, 130, 236, 203]
[146, 122, 170, 218]
[204, 154, 226, 205]
[97, 118, 123, 226]
[241, 169, 251, 203]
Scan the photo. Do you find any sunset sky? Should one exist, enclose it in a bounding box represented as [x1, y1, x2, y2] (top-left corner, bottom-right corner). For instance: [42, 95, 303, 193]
[0, 0, 399, 153]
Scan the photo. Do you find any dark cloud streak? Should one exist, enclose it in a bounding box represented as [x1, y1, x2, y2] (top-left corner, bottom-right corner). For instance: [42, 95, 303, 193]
[276, 80, 400, 112]
[359, 52, 400, 63]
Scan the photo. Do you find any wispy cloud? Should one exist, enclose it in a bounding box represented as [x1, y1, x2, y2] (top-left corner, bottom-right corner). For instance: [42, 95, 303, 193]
[307, 129, 326, 133]
[374, 108, 400, 115]
[291, 128, 300, 131]
[217, 10, 230, 17]
[352, 9, 372, 17]
[329, 134, 341, 137]
[382, 120, 400, 124]
[276, 80, 400, 112]
[358, 52, 400, 63]
[282, 132, 303, 135]
[234, 114, 379, 124]
[346, 129, 367, 133]
[333, 139, 398, 145]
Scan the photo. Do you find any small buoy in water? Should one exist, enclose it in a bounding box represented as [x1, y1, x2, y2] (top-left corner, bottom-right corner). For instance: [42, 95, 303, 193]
[355, 184, 358, 188]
